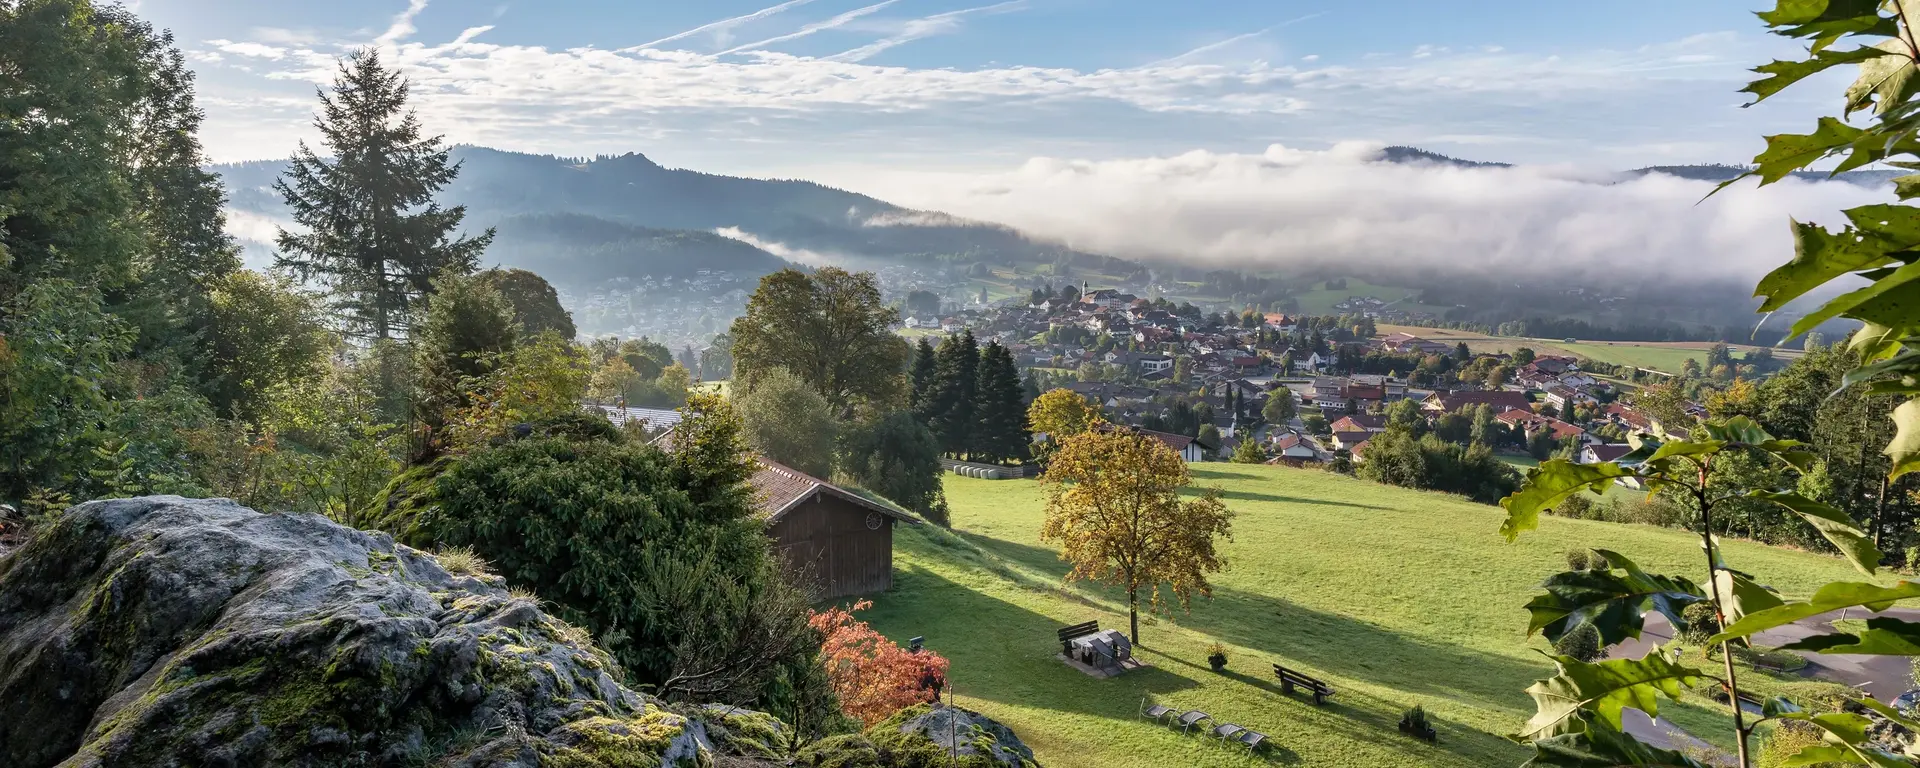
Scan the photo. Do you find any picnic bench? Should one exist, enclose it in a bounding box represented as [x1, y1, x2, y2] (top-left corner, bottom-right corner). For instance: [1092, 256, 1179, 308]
[1273, 663, 1336, 706]
[1057, 621, 1100, 654]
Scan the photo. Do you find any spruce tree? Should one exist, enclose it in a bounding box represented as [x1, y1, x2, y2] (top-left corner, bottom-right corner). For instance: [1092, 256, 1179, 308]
[275, 49, 493, 340]
[973, 342, 1029, 463]
[926, 331, 979, 457]
[909, 337, 938, 416]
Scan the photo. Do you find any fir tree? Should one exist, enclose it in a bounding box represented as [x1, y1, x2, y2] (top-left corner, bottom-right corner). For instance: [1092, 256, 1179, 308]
[274, 49, 493, 340]
[925, 331, 979, 457]
[972, 341, 1029, 463]
[909, 337, 938, 416]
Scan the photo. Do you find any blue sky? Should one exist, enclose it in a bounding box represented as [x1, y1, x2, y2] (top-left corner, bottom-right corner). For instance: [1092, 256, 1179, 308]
[139, 0, 1834, 175]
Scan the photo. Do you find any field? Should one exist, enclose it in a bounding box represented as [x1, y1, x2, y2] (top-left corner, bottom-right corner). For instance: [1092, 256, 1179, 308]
[858, 464, 1879, 767]
[1376, 324, 1803, 375]
[1292, 280, 1454, 317]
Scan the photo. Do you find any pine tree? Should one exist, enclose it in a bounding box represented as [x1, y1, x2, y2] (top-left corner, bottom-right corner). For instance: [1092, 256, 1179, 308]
[909, 337, 938, 416]
[274, 49, 493, 340]
[972, 342, 1029, 463]
[926, 331, 979, 457]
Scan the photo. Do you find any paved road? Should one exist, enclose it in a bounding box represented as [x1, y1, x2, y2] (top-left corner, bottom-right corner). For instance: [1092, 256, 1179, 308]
[1604, 608, 1919, 759]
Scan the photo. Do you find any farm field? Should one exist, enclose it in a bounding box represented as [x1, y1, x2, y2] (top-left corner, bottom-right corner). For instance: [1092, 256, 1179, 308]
[857, 464, 1877, 767]
[1376, 324, 1802, 375]
[1293, 280, 1454, 317]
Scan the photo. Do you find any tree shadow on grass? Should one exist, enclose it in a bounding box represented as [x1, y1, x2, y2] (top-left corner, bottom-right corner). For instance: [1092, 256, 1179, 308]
[1204, 489, 1391, 509]
[950, 531, 1548, 716]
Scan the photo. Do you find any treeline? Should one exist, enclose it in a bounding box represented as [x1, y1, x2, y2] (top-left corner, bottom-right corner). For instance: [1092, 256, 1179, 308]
[908, 331, 1033, 464]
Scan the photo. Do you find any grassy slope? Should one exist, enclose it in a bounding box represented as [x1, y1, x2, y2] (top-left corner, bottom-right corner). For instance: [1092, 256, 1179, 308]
[857, 464, 1881, 768]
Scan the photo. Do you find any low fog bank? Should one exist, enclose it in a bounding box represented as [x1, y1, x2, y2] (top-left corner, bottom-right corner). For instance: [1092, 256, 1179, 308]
[837, 143, 1888, 285]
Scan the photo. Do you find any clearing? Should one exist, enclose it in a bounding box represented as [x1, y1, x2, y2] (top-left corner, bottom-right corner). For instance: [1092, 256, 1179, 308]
[858, 464, 1878, 767]
[1376, 324, 1802, 375]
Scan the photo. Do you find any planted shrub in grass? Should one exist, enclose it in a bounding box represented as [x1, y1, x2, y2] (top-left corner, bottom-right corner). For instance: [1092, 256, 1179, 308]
[1207, 642, 1228, 672]
[1398, 705, 1437, 742]
[1552, 621, 1607, 663]
[1680, 601, 1720, 647]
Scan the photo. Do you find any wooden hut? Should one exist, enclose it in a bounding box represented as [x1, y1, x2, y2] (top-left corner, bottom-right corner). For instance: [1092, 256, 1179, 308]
[751, 458, 918, 599]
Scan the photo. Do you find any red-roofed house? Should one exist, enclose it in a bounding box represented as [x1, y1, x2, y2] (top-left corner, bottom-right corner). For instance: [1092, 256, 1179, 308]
[753, 457, 920, 599]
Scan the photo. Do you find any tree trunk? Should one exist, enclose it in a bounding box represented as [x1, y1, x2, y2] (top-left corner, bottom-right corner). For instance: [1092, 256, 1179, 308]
[1128, 587, 1140, 644]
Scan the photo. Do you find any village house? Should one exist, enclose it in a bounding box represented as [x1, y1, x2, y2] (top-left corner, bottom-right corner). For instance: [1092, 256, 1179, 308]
[1269, 431, 1320, 460]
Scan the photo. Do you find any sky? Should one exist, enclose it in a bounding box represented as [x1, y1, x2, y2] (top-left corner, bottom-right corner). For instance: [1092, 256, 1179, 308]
[142, 0, 1885, 284]
[146, 0, 1834, 174]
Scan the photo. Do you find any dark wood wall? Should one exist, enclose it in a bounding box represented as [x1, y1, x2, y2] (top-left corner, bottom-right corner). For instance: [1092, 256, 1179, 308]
[766, 495, 894, 599]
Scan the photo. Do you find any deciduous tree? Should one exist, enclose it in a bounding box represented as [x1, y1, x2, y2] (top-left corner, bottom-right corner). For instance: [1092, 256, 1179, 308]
[735, 367, 837, 478]
[729, 267, 908, 411]
[475, 268, 574, 340]
[1040, 428, 1233, 642]
[810, 600, 950, 726]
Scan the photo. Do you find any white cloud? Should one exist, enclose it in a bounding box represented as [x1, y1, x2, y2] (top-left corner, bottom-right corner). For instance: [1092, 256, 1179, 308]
[826, 0, 1027, 63]
[714, 226, 838, 266]
[376, 0, 432, 46]
[825, 144, 1886, 284]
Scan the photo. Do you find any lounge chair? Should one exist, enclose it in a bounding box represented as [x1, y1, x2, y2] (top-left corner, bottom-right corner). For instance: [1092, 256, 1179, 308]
[1176, 710, 1212, 734]
[1211, 723, 1246, 741]
[1238, 731, 1270, 753]
[1140, 698, 1174, 724]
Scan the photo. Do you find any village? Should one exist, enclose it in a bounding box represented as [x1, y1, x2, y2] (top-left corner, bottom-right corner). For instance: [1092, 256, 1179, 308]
[907, 285, 1697, 471]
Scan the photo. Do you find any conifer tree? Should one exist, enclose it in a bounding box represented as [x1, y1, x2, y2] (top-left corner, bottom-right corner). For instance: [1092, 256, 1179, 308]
[925, 331, 979, 457]
[909, 337, 937, 416]
[972, 341, 1029, 463]
[275, 49, 493, 340]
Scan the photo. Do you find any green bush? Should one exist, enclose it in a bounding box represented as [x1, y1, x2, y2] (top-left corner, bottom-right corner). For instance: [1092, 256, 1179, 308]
[840, 411, 943, 518]
[1680, 602, 1721, 647]
[372, 402, 823, 714]
[1552, 622, 1606, 663]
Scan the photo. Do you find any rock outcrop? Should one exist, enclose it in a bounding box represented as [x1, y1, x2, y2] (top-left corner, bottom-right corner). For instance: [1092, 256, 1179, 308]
[0, 496, 1040, 768]
[0, 496, 711, 767]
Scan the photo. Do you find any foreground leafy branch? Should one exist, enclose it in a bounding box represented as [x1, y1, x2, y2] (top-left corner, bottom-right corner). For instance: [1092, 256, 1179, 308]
[1500, 418, 1895, 766]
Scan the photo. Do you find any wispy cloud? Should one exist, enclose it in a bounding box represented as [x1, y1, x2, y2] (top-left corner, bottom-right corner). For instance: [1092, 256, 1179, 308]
[1146, 10, 1328, 67]
[634, 0, 819, 50]
[826, 0, 1026, 63]
[375, 0, 432, 46]
[719, 0, 905, 56]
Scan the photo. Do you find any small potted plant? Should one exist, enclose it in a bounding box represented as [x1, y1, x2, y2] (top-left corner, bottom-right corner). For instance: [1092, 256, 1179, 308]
[1207, 643, 1229, 673]
[1398, 705, 1437, 743]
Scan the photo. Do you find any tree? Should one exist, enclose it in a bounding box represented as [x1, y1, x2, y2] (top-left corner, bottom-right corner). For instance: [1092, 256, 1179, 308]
[904, 289, 941, 316]
[1028, 388, 1101, 444]
[274, 49, 492, 340]
[1197, 424, 1222, 458]
[972, 341, 1030, 464]
[840, 411, 944, 518]
[1514, 347, 1536, 366]
[908, 337, 937, 416]
[729, 267, 908, 411]
[734, 367, 837, 478]
[1454, 341, 1471, 362]
[924, 331, 980, 457]
[1231, 437, 1266, 464]
[475, 268, 575, 340]
[617, 337, 674, 381]
[1040, 428, 1233, 643]
[588, 357, 642, 405]
[202, 270, 333, 422]
[810, 600, 949, 726]
[412, 272, 517, 436]
[699, 333, 735, 381]
[1263, 388, 1296, 424]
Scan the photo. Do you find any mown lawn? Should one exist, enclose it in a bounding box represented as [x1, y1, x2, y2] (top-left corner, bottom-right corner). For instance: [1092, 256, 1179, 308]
[855, 464, 1885, 768]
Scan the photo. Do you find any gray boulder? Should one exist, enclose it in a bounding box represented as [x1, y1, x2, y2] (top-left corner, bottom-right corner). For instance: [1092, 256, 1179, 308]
[0, 496, 715, 768]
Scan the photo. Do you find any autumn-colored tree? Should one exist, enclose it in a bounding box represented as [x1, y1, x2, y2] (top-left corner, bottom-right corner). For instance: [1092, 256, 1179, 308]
[1028, 389, 1101, 440]
[1040, 428, 1233, 643]
[809, 600, 950, 726]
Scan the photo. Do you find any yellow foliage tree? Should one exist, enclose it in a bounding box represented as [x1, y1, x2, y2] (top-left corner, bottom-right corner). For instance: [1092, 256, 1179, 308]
[588, 357, 641, 404]
[1039, 428, 1233, 643]
[1026, 388, 1101, 448]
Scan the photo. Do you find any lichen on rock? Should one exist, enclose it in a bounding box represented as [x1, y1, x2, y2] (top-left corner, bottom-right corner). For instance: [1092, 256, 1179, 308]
[0, 496, 712, 768]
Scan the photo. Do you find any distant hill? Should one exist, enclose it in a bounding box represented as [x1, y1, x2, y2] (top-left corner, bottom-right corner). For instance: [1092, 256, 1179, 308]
[213, 147, 1121, 273]
[486, 213, 790, 287]
[1625, 163, 1901, 187]
[1377, 146, 1512, 169]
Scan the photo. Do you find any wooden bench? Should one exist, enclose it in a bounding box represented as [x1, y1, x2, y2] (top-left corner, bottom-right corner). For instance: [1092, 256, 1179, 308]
[1057, 621, 1100, 654]
[1273, 664, 1335, 706]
